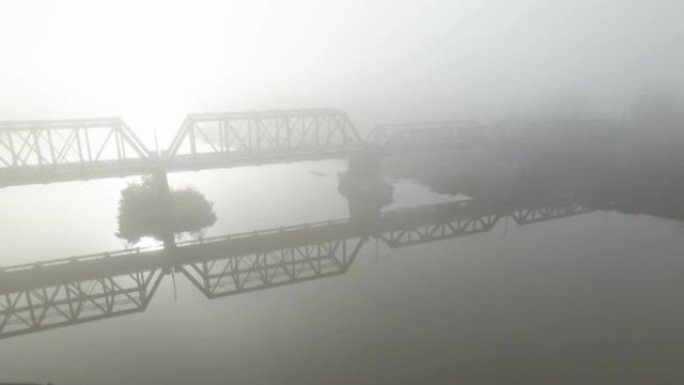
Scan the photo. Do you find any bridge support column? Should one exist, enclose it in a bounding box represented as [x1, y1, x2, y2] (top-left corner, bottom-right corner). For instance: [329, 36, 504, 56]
[338, 151, 393, 232]
[152, 171, 176, 251]
[153, 170, 171, 196]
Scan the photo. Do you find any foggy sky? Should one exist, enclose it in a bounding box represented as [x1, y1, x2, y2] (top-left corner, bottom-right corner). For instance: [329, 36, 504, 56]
[1, 0, 683, 141]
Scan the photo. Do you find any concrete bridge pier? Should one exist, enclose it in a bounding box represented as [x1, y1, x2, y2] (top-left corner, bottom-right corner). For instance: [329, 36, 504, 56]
[338, 151, 394, 232]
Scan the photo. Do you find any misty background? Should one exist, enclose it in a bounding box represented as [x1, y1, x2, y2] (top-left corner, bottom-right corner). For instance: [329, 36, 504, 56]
[4, 2, 684, 384]
[1, 0, 683, 144]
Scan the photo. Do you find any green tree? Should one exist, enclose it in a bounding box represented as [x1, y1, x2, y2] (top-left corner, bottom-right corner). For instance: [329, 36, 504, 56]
[117, 177, 217, 244]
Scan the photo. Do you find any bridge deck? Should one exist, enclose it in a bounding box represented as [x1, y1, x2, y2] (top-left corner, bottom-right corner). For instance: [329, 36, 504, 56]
[0, 198, 589, 293]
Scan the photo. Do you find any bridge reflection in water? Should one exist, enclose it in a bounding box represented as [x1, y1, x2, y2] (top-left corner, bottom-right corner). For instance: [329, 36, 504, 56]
[0, 197, 593, 340]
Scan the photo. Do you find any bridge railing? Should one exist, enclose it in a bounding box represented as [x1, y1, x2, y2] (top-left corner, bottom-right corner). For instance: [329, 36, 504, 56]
[0, 198, 597, 277]
[0, 218, 352, 274]
[0, 244, 165, 274]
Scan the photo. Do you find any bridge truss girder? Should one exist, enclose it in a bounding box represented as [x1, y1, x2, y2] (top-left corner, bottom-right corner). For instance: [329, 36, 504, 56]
[368, 121, 498, 147]
[166, 109, 363, 160]
[179, 237, 366, 299]
[511, 203, 594, 226]
[379, 214, 501, 248]
[0, 118, 151, 183]
[0, 269, 163, 339]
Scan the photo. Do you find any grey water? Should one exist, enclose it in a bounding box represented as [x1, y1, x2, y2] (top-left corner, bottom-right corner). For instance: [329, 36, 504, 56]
[1, 160, 684, 385]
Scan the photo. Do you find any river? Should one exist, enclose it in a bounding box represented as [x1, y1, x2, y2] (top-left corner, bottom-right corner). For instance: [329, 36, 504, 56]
[1, 160, 683, 384]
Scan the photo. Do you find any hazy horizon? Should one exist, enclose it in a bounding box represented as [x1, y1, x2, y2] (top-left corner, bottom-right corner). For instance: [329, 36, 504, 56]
[3, 3, 684, 383]
[1, 0, 683, 144]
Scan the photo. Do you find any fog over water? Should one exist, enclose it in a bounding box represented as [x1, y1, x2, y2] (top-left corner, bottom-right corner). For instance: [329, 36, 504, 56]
[2, 1, 684, 384]
[1, 0, 683, 132]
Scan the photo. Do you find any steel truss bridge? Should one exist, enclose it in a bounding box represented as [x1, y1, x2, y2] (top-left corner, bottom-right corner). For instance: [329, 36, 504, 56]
[0, 109, 502, 188]
[0, 198, 593, 339]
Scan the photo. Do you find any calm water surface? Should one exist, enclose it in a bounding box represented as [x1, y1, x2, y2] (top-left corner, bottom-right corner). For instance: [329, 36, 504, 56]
[1, 160, 684, 384]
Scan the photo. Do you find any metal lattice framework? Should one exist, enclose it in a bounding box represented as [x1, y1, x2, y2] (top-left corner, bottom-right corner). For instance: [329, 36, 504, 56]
[0, 109, 367, 187]
[380, 214, 501, 248]
[0, 118, 151, 185]
[377, 200, 594, 247]
[0, 112, 620, 189]
[165, 109, 363, 165]
[180, 237, 365, 298]
[368, 121, 499, 147]
[0, 110, 525, 188]
[0, 269, 163, 339]
[511, 203, 595, 225]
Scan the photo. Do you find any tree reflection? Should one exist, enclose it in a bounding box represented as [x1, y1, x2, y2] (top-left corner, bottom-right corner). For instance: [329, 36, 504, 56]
[116, 176, 217, 244]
